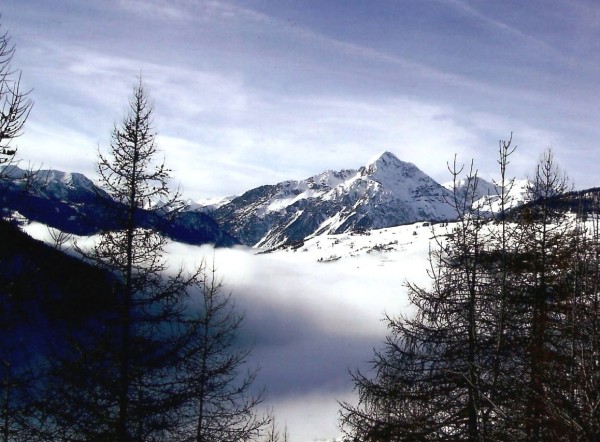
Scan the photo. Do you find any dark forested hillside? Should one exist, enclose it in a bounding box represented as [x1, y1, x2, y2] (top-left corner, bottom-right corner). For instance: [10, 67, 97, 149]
[0, 218, 123, 439]
[0, 217, 117, 325]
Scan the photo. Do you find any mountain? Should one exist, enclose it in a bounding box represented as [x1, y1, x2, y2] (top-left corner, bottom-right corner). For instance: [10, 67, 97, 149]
[0, 166, 239, 247]
[210, 152, 457, 248]
[442, 176, 529, 213]
[1, 155, 532, 250]
[443, 176, 499, 201]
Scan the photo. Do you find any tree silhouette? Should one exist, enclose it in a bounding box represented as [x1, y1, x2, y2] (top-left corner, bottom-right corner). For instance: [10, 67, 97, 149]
[340, 138, 600, 440]
[180, 263, 269, 442]
[0, 20, 32, 174]
[45, 78, 191, 441]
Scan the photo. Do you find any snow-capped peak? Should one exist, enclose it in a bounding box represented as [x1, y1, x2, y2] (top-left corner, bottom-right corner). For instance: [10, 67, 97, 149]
[211, 151, 458, 247]
[0, 166, 97, 192]
[40, 170, 98, 192]
[442, 176, 498, 199]
[0, 166, 110, 204]
[364, 151, 409, 174]
[362, 151, 432, 189]
[0, 165, 29, 179]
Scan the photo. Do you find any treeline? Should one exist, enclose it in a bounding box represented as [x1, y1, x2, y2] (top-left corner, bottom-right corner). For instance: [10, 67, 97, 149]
[340, 139, 600, 440]
[0, 21, 291, 441]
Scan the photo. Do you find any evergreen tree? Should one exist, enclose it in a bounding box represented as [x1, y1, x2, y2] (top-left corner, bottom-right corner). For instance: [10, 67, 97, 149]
[568, 193, 600, 439]
[179, 263, 269, 442]
[0, 20, 32, 174]
[341, 152, 507, 440]
[0, 19, 37, 442]
[44, 78, 191, 441]
[511, 149, 575, 439]
[92, 78, 192, 441]
[340, 138, 593, 440]
[39, 77, 274, 442]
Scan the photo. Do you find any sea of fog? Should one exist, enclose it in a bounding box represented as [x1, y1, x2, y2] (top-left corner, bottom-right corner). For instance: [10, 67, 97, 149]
[25, 222, 439, 441]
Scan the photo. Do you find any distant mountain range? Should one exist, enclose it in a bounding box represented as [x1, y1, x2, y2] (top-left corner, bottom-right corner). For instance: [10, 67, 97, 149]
[1, 153, 530, 248]
[0, 166, 239, 247]
[205, 152, 522, 248]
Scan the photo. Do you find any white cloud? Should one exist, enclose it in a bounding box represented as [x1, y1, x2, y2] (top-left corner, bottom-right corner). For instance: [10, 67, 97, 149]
[159, 225, 437, 441]
[22, 218, 439, 442]
[16, 35, 558, 201]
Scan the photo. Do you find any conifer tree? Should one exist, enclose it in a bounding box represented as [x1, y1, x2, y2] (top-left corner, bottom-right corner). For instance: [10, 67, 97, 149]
[341, 153, 504, 440]
[568, 193, 600, 439]
[44, 78, 191, 441]
[0, 19, 38, 442]
[339, 141, 600, 441]
[179, 263, 269, 442]
[94, 78, 192, 441]
[339, 137, 538, 440]
[0, 20, 32, 174]
[511, 149, 575, 439]
[42, 78, 271, 442]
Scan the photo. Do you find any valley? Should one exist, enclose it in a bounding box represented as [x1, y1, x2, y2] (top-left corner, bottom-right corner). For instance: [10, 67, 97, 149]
[21, 219, 441, 441]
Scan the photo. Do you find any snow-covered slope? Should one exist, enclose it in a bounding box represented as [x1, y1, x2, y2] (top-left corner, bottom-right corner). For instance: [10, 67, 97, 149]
[211, 152, 457, 248]
[188, 195, 236, 212]
[443, 176, 529, 213]
[267, 220, 452, 266]
[1, 165, 110, 201]
[478, 179, 529, 212]
[443, 176, 499, 202]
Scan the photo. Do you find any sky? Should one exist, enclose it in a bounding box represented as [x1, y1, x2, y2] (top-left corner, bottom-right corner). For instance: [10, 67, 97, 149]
[2, 0, 600, 200]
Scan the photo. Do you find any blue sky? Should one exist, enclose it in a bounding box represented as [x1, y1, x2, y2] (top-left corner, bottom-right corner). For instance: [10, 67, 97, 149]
[3, 0, 600, 198]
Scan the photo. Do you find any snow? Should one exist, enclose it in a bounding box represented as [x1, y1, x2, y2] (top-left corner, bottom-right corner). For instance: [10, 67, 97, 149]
[441, 176, 530, 215]
[265, 196, 296, 212]
[264, 188, 325, 213]
[248, 152, 458, 246]
[256, 170, 355, 214]
[190, 195, 235, 210]
[295, 222, 447, 264]
[364, 150, 398, 170]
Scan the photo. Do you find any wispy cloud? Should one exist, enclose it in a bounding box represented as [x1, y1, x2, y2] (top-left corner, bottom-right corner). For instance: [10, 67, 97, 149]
[117, 0, 273, 26]
[117, 0, 193, 21]
[15, 35, 554, 199]
[442, 0, 562, 58]
[5, 0, 600, 193]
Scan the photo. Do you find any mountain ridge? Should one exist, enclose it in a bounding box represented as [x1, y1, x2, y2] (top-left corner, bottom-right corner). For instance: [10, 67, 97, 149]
[0, 165, 239, 247]
[209, 152, 460, 248]
[1, 153, 531, 249]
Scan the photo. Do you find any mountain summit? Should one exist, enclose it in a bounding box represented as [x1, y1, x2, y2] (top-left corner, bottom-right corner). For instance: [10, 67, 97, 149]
[364, 151, 412, 175]
[210, 152, 457, 248]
